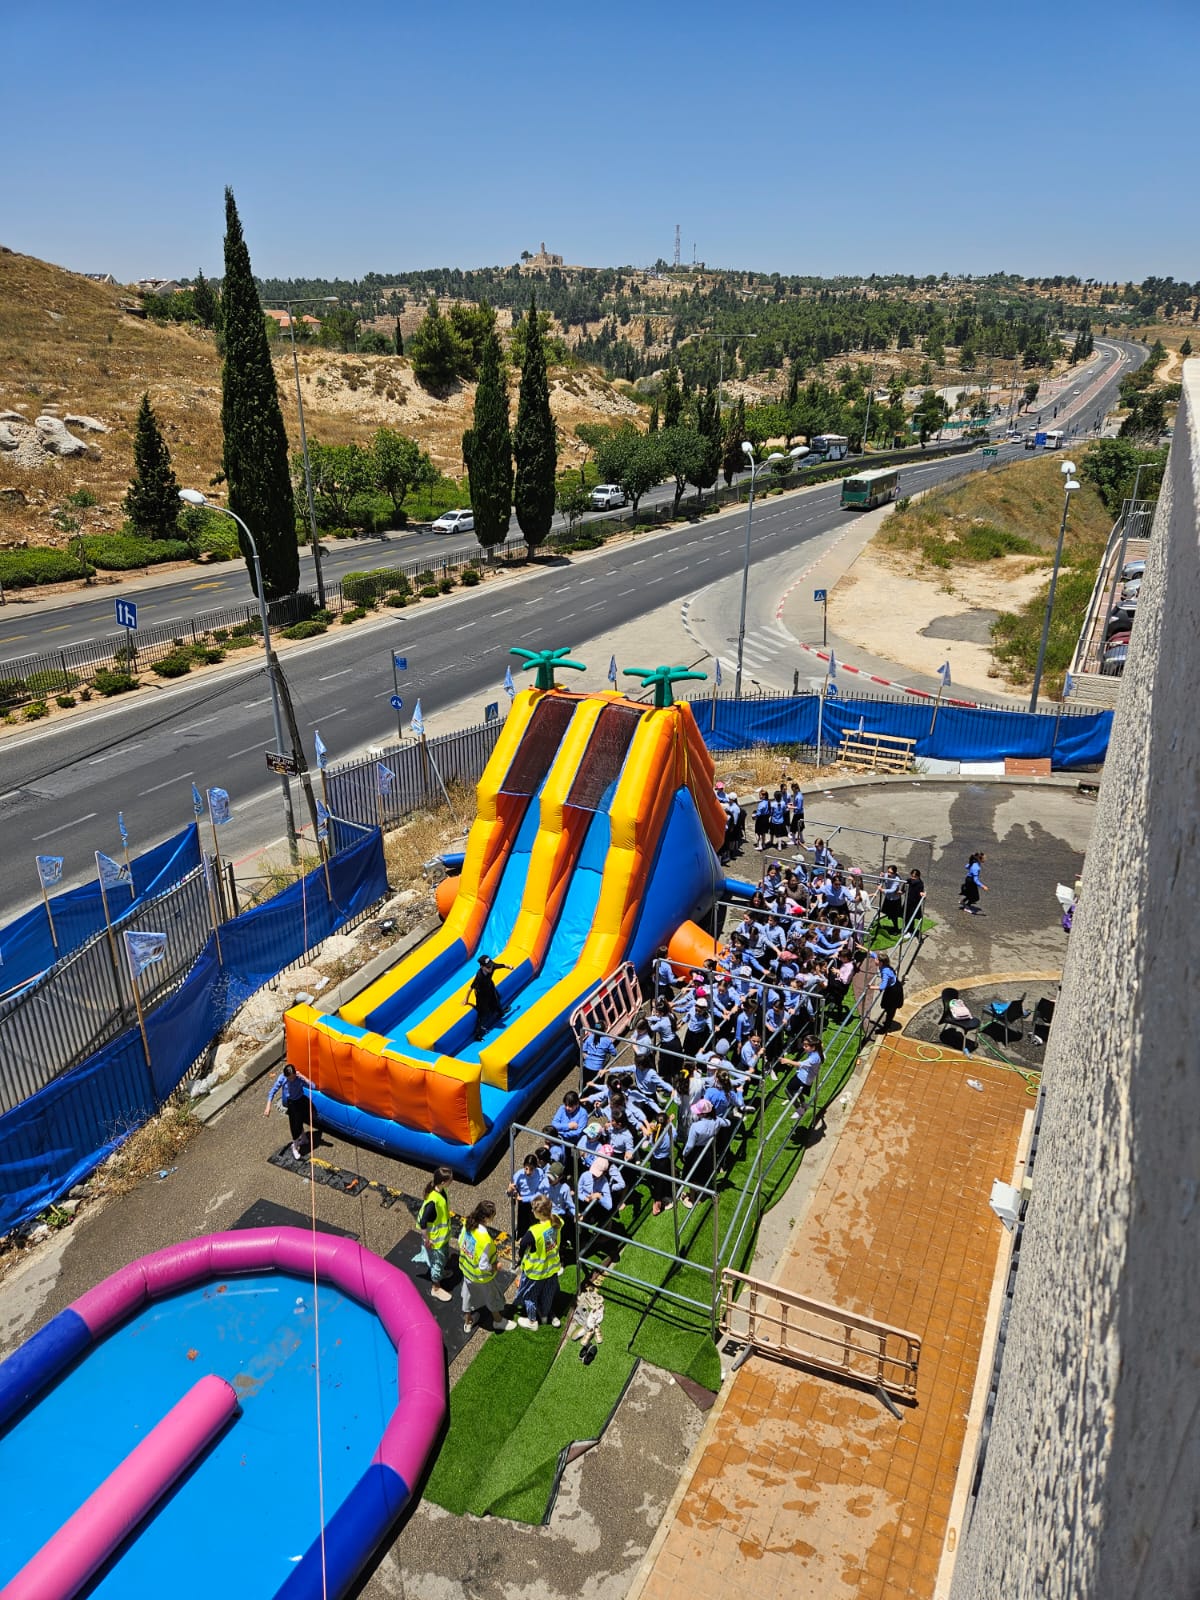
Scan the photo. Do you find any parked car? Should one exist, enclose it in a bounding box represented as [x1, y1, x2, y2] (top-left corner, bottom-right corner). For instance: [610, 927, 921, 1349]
[1104, 604, 1137, 640]
[591, 484, 627, 510]
[1120, 578, 1143, 602]
[1120, 559, 1146, 583]
[431, 508, 475, 536]
[1101, 641, 1129, 677]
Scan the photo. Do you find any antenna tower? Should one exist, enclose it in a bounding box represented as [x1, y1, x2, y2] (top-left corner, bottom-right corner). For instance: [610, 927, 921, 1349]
[673, 225, 681, 270]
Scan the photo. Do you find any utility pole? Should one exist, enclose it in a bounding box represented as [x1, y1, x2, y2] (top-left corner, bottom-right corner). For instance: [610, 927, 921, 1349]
[674, 225, 681, 271]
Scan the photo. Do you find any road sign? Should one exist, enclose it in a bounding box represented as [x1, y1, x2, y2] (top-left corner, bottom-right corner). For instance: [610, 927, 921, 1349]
[265, 751, 298, 775]
[982, 447, 999, 457]
[389, 695, 404, 712]
[825, 683, 839, 698]
[115, 599, 138, 630]
[813, 589, 827, 603]
[484, 702, 500, 723]
[393, 654, 407, 672]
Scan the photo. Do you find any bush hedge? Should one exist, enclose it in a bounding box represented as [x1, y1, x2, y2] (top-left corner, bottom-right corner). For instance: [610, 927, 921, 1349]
[152, 651, 193, 678]
[81, 535, 193, 571]
[91, 669, 137, 696]
[24, 701, 49, 720]
[420, 585, 439, 599]
[25, 668, 78, 695]
[0, 549, 95, 589]
[341, 606, 368, 624]
[281, 618, 329, 640]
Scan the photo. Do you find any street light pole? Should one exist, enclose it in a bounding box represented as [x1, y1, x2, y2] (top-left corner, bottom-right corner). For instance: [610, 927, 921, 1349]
[179, 490, 298, 858]
[1029, 462, 1080, 713]
[734, 443, 807, 697]
[263, 295, 337, 610]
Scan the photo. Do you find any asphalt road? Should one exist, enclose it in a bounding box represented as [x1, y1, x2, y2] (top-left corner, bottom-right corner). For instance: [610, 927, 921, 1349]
[0, 340, 1137, 922]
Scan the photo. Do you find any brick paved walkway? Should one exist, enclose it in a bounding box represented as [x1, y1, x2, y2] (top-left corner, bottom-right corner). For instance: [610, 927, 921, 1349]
[633, 1034, 1033, 1600]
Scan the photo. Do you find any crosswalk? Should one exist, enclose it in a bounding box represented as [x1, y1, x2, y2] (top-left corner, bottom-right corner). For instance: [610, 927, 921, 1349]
[713, 621, 799, 686]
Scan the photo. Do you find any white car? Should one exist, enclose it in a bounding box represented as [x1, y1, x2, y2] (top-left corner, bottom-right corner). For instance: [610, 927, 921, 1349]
[591, 484, 627, 510]
[431, 508, 475, 536]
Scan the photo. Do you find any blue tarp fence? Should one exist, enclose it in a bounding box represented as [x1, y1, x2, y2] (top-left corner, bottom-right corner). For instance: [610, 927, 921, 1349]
[695, 693, 1112, 769]
[0, 824, 202, 995]
[0, 823, 387, 1236]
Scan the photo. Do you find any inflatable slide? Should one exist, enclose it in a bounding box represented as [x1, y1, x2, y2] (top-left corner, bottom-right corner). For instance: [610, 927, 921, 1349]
[284, 669, 728, 1177]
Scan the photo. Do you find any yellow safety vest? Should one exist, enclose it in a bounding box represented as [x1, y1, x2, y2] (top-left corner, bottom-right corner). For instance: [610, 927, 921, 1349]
[458, 1224, 496, 1284]
[424, 1188, 450, 1250]
[523, 1219, 561, 1282]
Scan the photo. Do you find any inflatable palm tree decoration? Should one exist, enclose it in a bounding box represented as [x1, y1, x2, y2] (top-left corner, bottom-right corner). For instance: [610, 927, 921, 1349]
[510, 646, 587, 692]
[622, 664, 708, 709]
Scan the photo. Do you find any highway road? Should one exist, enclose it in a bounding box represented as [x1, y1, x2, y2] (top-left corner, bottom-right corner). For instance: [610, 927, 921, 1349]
[0, 340, 1138, 922]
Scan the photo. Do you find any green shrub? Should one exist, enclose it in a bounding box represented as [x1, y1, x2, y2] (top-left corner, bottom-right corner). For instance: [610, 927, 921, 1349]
[25, 668, 78, 695]
[66, 487, 98, 508]
[196, 524, 239, 561]
[281, 619, 329, 640]
[195, 645, 226, 664]
[341, 606, 368, 624]
[342, 569, 409, 608]
[81, 535, 193, 570]
[460, 570, 481, 587]
[416, 570, 435, 586]
[212, 628, 229, 641]
[56, 693, 75, 709]
[438, 577, 454, 594]
[0, 676, 26, 706]
[229, 621, 255, 638]
[24, 700, 49, 720]
[0, 549, 95, 589]
[92, 669, 137, 696]
[420, 584, 439, 599]
[152, 651, 193, 678]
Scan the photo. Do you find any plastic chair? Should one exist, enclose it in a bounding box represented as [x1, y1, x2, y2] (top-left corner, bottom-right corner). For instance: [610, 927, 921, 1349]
[984, 994, 1028, 1043]
[939, 987, 979, 1054]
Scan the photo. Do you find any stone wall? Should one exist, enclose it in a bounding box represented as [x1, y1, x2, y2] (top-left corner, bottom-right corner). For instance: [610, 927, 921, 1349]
[950, 361, 1200, 1596]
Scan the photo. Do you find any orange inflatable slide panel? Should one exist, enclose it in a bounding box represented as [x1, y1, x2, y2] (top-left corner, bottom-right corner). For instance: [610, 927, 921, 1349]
[284, 1006, 485, 1144]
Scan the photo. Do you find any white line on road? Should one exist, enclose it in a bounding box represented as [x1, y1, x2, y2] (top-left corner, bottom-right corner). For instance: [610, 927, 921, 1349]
[578, 577, 595, 586]
[455, 622, 476, 631]
[583, 602, 604, 612]
[34, 813, 97, 841]
[244, 697, 271, 708]
[491, 607, 511, 617]
[318, 669, 353, 682]
[228, 739, 269, 759]
[89, 744, 143, 765]
[144, 772, 193, 795]
[312, 709, 345, 722]
[618, 587, 639, 596]
[695, 557, 712, 564]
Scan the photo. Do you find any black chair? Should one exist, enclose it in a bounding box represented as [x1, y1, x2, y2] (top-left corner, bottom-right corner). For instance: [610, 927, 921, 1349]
[938, 987, 979, 1054]
[1031, 996, 1056, 1048]
[983, 993, 1028, 1044]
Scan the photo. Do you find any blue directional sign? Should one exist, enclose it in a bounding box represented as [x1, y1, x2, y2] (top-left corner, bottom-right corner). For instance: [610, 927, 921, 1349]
[393, 654, 408, 672]
[813, 589, 827, 603]
[825, 682, 839, 698]
[389, 695, 404, 712]
[115, 599, 138, 630]
[484, 702, 500, 723]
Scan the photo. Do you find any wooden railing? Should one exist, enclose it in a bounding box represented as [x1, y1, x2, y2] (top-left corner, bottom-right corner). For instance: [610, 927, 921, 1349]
[719, 1268, 921, 1400]
[836, 729, 916, 773]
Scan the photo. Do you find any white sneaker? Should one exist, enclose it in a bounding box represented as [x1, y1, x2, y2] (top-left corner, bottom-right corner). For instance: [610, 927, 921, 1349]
[430, 1286, 452, 1303]
[550, 1316, 562, 1328]
[516, 1316, 538, 1330]
[494, 1319, 515, 1333]
[290, 1143, 301, 1160]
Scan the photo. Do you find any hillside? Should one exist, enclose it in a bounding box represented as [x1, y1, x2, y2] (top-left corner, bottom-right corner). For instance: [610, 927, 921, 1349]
[0, 248, 641, 551]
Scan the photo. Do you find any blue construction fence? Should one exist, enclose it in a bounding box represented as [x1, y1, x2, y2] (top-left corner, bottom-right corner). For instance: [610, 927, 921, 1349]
[0, 821, 388, 1236]
[0, 824, 202, 996]
[694, 692, 1112, 770]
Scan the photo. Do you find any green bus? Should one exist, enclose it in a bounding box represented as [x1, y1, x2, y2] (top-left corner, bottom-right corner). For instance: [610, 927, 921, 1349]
[840, 467, 899, 510]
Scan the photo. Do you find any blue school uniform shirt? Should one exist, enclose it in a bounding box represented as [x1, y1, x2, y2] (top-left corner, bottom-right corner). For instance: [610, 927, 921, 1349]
[512, 1166, 549, 1203]
[581, 1033, 617, 1075]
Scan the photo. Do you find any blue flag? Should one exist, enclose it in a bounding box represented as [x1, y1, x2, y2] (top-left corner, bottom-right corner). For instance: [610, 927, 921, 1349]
[117, 811, 128, 844]
[938, 661, 951, 689]
[411, 699, 425, 737]
[607, 655, 618, 686]
[503, 666, 515, 700]
[827, 650, 837, 682]
[191, 783, 205, 819]
[714, 657, 723, 688]
[36, 854, 64, 889]
[377, 763, 394, 798]
[316, 800, 330, 843]
[96, 851, 131, 890]
[124, 928, 167, 978]
[314, 729, 328, 772]
[207, 787, 231, 827]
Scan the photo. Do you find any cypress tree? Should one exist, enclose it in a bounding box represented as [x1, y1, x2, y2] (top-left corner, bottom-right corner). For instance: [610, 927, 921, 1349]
[124, 392, 180, 538]
[192, 270, 217, 329]
[512, 291, 557, 551]
[463, 325, 512, 552]
[220, 187, 299, 598]
[394, 318, 404, 357]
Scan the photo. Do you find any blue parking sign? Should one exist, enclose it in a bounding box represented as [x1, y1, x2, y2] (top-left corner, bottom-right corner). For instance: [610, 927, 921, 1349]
[115, 599, 138, 630]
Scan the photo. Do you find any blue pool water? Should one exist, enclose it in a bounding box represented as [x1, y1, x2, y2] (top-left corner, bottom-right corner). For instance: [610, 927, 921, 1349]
[0, 1272, 399, 1598]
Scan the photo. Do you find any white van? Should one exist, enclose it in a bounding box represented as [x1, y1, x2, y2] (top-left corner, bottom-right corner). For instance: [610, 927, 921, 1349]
[591, 484, 627, 510]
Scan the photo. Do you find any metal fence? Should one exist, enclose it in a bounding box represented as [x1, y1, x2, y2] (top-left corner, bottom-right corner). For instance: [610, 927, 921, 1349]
[0, 867, 213, 1116]
[324, 717, 505, 829]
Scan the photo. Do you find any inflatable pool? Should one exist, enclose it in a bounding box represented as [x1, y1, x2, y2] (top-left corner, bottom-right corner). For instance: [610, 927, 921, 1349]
[0, 1228, 445, 1600]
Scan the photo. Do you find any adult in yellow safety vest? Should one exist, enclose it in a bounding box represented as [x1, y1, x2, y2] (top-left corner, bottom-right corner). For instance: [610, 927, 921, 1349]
[413, 1165, 454, 1303]
[458, 1200, 512, 1335]
[515, 1195, 563, 1329]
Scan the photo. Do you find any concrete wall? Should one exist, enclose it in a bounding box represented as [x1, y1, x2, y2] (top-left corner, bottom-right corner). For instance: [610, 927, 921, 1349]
[950, 361, 1200, 1597]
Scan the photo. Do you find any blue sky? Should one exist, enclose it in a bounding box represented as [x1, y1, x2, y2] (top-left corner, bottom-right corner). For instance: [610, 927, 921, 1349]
[4, 0, 1197, 284]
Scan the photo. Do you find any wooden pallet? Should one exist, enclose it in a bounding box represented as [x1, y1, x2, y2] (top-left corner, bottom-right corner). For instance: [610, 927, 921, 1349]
[836, 731, 916, 773]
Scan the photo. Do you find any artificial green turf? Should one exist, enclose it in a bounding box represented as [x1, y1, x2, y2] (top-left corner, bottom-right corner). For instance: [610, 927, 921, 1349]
[424, 1014, 866, 1525]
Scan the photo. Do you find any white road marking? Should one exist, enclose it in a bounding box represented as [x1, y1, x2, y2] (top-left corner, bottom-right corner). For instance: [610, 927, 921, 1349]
[455, 622, 476, 631]
[34, 813, 97, 840]
[144, 772, 194, 795]
[318, 669, 353, 682]
[89, 743, 143, 765]
[228, 739, 270, 759]
[244, 697, 271, 708]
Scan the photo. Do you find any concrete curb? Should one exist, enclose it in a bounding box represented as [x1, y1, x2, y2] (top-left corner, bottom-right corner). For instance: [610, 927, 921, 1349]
[193, 913, 441, 1124]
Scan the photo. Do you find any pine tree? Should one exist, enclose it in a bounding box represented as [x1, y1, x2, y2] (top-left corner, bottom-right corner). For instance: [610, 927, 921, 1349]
[662, 362, 683, 428]
[463, 326, 512, 552]
[648, 402, 659, 433]
[192, 270, 217, 329]
[1182, 336, 1193, 357]
[512, 290, 556, 551]
[124, 392, 180, 538]
[220, 188, 299, 598]
[394, 319, 404, 357]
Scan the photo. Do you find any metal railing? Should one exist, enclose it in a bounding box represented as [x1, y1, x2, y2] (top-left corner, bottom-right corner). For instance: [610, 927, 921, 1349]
[719, 1267, 922, 1399]
[324, 717, 504, 829]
